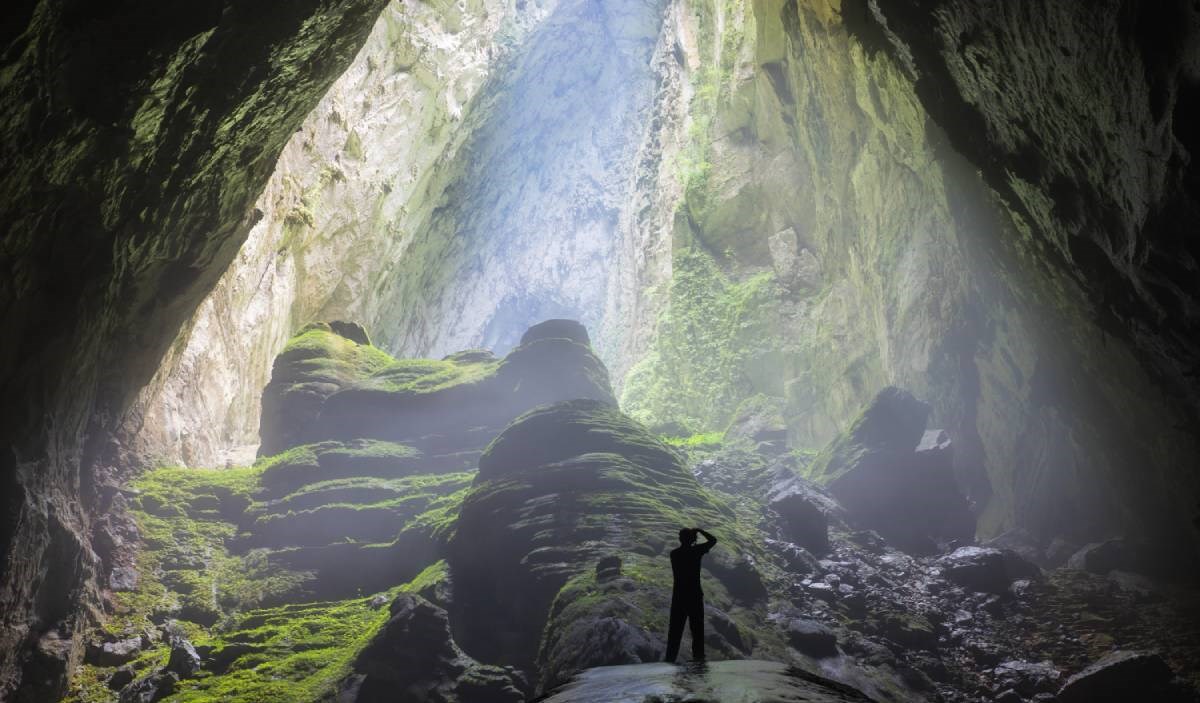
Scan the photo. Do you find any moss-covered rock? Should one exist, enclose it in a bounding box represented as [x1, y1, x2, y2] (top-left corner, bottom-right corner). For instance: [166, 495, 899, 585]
[260, 320, 616, 457]
[449, 398, 767, 685]
[477, 399, 679, 478]
[258, 323, 397, 456]
[350, 593, 525, 703]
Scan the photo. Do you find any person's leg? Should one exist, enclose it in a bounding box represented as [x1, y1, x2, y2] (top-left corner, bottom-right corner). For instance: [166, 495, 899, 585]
[689, 599, 706, 660]
[664, 598, 685, 662]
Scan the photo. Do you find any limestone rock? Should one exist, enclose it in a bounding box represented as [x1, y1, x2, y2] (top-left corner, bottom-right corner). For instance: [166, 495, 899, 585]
[165, 638, 201, 679]
[107, 666, 135, 691]
[785, 618, 839, 658]
[539, 661, 875, 702]
[992, 660, 1061, 697]
[768, 477, 835, 555]
[726, 394, 789, 445]
[1057, 651, 1188, 703]
[937, 547, 1037, 594]
[520, 319, 591, 347]
[808, 388, 973, 554]
[260, 321, 615, 456]
[118, 670, 179, 703]
[1066, 538, 1143, 575]
[351, 593, 524, 703]
[451, 398, 765, 680]
[477, 399, 674, 478]
[86, 637, 142, 667]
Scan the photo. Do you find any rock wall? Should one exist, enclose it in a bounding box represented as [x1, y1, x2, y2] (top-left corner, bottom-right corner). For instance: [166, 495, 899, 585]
[858, 0, 1200, 416]
[366, 0, 674, 367]
[0, 1, 389, 697]
[127, 0, 556, 468]
[618, 0, 1200, 554]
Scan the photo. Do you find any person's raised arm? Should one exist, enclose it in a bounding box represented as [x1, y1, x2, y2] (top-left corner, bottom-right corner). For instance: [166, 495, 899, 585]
[694, 527, 717, 553]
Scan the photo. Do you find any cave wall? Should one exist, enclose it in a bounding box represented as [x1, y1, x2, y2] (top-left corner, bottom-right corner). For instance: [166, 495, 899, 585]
[125, 0, 554, 468]
[365, 0, 673, 368]
[619, 0, 1200, 554]
[858, 0, 1200, 417]
[3, 0, 1198, 696]
[0, 1, 388, 697]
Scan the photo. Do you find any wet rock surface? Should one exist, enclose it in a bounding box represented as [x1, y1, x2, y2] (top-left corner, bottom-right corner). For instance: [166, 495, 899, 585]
[538, 660, 876, 703]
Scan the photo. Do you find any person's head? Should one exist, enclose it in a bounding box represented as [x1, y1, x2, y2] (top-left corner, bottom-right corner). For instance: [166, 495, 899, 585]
[679, 527, 697, 546]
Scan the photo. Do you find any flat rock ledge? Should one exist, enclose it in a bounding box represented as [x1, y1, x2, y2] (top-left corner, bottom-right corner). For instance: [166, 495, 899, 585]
[538, 660, 875, 703]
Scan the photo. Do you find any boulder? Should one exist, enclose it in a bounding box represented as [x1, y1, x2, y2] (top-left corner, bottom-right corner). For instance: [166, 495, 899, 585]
[985, 528, 1046, 568]
[726, 394, 789, 444]
[595, 555, 622, 581]
[1057, 651, 1188, 703]
[937, 547, 1037, 594]
[1067, 539, 1141, 575]
[785, 618, 839, 658]
[109, 566, 139, 592]
[704, 551, 769, 604]
[807, 388, 973, 554]
[992, 660, 1061, 696]
[519, 319, 591, 346]
[107, 666, 135, 691]
[352, 594, 524, 703]
[355, 594, 463, 683]
[165, 637, 201, 678]
[768, 477, 835, 554]
[328, 320, 371, 346]
[87, 637, 142, 667]
[707, 605, 752, 654]
[119, 670, 179, 703]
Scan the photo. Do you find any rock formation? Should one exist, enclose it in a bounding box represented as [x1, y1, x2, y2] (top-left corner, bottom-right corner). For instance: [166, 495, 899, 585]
[3, 0, 1200, 698]
[0, 2, 388, 697]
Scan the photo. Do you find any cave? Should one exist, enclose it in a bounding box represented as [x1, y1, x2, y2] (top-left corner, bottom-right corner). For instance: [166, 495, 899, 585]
[1, 0, 1198, 701]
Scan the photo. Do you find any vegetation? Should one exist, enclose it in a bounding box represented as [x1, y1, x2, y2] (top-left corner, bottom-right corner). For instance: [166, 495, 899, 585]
[66, 429, 472, 702]
[621, 247, 780, 433]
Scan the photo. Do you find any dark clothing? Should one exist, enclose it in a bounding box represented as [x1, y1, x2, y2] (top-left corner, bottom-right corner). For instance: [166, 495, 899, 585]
[664, 594, 705, 662]
[669, 542, 713, 595]
[664, 540, 715, 662]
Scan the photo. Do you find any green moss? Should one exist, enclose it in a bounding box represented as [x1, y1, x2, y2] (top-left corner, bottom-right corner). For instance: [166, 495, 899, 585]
[125, 464, 316, 624]
[620, 247, 780, 432]
[360, 355, 499, 395]
[662, 431, 725, 449]
[399, 560, 450, 594]
[273, 325, 395, 386]
[171, 596, 392, 702]
[342, 129, 365, 161]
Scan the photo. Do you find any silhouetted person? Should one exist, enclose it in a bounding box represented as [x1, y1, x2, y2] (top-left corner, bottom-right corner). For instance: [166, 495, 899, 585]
[664, 527, 717, 663]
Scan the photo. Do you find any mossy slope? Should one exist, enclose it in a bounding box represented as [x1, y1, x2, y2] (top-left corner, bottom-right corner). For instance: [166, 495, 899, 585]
[449, 399, 779, 690]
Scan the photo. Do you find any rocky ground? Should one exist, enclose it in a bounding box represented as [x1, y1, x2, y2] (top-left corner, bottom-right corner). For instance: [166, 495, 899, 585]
[62, 321, 1200, 703]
